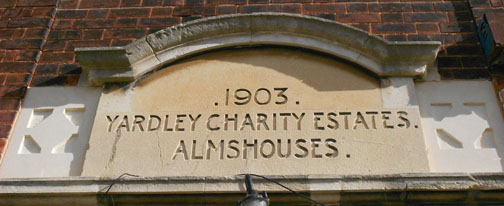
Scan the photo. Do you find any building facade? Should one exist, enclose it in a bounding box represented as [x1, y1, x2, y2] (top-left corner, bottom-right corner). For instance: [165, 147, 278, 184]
[0, 0, 504, 205]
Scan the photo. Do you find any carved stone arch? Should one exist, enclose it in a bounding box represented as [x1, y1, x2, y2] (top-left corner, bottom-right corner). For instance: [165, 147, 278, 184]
[75, 13, 441, 86]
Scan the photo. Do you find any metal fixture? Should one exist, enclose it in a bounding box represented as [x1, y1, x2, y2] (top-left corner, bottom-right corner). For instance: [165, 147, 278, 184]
[238, 175, 270, 206]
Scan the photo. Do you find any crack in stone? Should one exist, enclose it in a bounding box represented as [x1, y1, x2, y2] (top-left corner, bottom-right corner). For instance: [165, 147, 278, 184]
[106, 130, 121, 169]
[156, 133, 164, 169]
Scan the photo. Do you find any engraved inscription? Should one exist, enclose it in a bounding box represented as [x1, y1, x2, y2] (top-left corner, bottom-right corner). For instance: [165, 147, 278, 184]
[102, 87, 417, 163]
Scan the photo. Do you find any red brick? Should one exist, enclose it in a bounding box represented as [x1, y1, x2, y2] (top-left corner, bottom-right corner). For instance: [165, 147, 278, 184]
[0, 62, 35, 73]
[0, 86, 26, 98]
[0, 138, 7, 154]
[63, 30, 82, 39]
[143, 0, 164, 6]
[186, 0, 204, 6]
[19, 8, 34, 17]
[369, 3, 411, 12]
[2, 50, 16, 61]
[0, 111, 15, 123]
[79, 0, 121, 9]
[163, 0, 184, 6]
[11, 29, 25, 39]
[408, 34, 430, 41]
[121, 0, 142, 7]
[17, 0, 58, 6]
[448, 11, 471, 22]
[440, 22, 474, 33]
[87, 9, 109, 19]
[73, 19, 115, 29]
[337, 13, 380, 23]
[56, 9, 88, 19]
[412, 3, 434, 12]
[115, 18, 139, 28]
[434, 2, 468, 11]
[59, 0, 79, 9]
[39, 52, 74, 63]
[65, 40, 110, 51]
[83, 29, 104, 40]
[0, 99, 20, 110]
[239, 5, 282, 13]
[43, 40, 66, 51]
[110, 8, 151, 18]
[0, 39, 44, 49]
[206, 0, 246, 5]
[203, 6, 216, 16]
[53, 19, 73, 29]
[431, 34, 454, 43]
[8, 18, 52, 28]
[140, 17, 180, 27]
[0, 75, 4, 85]
[417, 23, 439, 33]
[469, 0, 491, 7]
[0, 0, 16, 8]
[2, 8, 22, 18]
[24, 28, 49, 39]
[152, 8, 174, 16]
[272, 0, 310, 3]
[404, 13, 448, 22]
[490, 0, 502, 6]
[15, 50, 40, 61]
[0, 29, 15, 39]
[217, 5, 236, 15]
[5, 74, 30, 85]
[104, 28, 148, 39]
[302, 4, 345, 14]
[0, 19, 8, 28]
[347, 3, 368, 12]
[34, 64, 58, 74]
[0, 125, 11, 139]
[32, 8, 56, 17]
[372, 23, 416, 33]
[381, 13, 403, 22]
[282, 4, 302, 13]
[173, 6, 203, 16]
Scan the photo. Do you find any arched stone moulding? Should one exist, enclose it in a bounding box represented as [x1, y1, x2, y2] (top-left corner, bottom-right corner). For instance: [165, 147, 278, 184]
[75, 13, 441, 86]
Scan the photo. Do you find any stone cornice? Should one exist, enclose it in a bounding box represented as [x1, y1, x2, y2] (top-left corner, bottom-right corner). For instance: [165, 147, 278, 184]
[1, 173, 503, 194]
[75, 13, 441, 86]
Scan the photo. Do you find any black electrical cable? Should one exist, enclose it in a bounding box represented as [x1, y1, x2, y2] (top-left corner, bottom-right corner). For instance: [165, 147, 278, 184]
[238, 173, 327, 206]
[99, 173, 140, 206]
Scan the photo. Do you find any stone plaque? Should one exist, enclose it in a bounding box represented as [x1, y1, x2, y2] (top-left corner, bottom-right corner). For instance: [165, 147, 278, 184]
[82, 48, 429, 177]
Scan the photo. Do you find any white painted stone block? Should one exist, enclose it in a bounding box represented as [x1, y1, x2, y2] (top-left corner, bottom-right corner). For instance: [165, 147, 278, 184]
[0, 87, 101, 178]
[416, 80, 504, 172]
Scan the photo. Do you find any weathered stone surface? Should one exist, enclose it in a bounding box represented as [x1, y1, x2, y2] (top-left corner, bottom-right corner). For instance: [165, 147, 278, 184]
[75, 13, 441, 86]
[0, 87, 101, 178]
[82, 48, 429, 177]
[416, 80, 504, 172]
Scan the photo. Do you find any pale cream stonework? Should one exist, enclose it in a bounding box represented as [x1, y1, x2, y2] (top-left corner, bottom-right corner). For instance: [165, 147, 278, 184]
[82, 48, 430, 177]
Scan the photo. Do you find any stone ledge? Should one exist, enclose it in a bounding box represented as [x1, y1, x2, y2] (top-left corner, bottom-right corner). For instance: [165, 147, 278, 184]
[1, 173, 503, 194]
[75, 13, 441, 86]
[1, 173, 503, 205]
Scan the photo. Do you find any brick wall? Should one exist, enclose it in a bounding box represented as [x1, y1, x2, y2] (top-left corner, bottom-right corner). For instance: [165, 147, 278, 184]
[0, 0, 495, 159]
